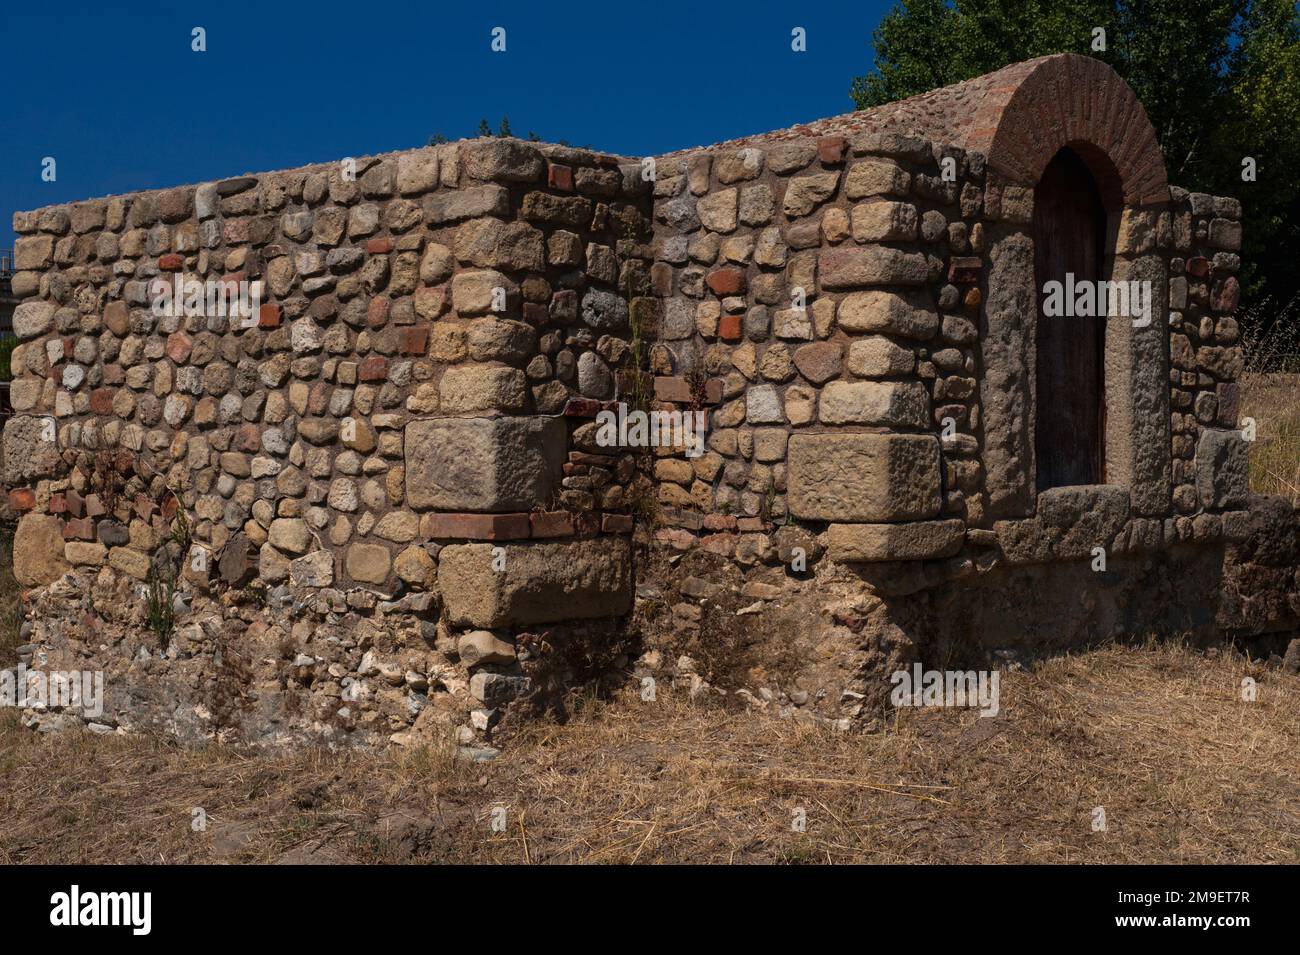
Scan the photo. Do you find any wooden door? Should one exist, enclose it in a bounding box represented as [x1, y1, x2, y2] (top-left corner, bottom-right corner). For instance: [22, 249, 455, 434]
[1033, 147, 1106, 491]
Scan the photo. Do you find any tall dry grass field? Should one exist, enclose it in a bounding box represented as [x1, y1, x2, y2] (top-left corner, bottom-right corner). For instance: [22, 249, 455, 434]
[0, 522, 20, 668]
[1240, 295, 1300, 502]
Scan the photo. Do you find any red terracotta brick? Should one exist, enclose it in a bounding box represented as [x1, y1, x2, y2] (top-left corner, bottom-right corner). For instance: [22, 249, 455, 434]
[947, 256, 982, 284]
[368, 296, 391, 328]
[701, 514, 737, 531]
[522, 302, 549, 326]
[400, 325, 429, 355]
[706, 268, 746, 295]
[158, 253, 184, 271]
[358, 356, 388, 382]
[258, 303, 282, 329]
[8, 489, 35, 512]
[366, 237, 394, 254]
[547, 163, 574, 191]
[62, 517, 94, 540]
[601, 513, 634, 533]
[817, 135, 847, 164]
[529, 511, 574, 538]
[699, 532, 737, 556]
[718, 313, 743, 341]
[423, 512, 531, 540]
[654, 376, 691, 402]
[63, 337, 75, 359]
[1186, 256, 1210, 278]
[65, 490, 84, 518]
[48, 492, 68, 514]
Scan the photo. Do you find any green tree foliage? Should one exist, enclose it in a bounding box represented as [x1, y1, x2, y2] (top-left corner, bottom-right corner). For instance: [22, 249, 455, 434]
[428, 118, 583, 148]
[851, 0, 1300, 305]
[0, 336, 17, 382]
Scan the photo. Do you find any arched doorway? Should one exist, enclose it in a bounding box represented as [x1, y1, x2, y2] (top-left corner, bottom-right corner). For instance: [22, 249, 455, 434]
[1033, 146, 1107, 491]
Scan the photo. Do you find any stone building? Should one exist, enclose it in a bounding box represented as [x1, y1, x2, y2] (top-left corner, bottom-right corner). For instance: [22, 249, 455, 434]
[4, 54, 1296, 745]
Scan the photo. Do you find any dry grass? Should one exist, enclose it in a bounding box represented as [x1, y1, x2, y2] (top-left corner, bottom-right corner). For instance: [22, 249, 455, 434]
[1, 641, 1297, 864]
[1240, 372, 1300, 502]
[1239, 296, 1300, 501]
[0, 522, 21, 667]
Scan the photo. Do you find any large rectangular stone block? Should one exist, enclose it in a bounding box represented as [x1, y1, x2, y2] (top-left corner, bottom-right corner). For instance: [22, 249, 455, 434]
[788, 433, 941, 521]
[818, 380, 929, 427]
[1103, 253, 1171, 516]
[819, 246, 928, 288]
[439, 538, 632, 627]
[978, 230, 1035, 518]
[405, 416, 565, 512]
[424, 185, 510, 224]
[827, 519, 965, 562]
[994, 485, 1131, 565]
[13, 513, 70, 587]
[836, 289, 938, 339]
[1195, 429, 1249, 510]
[3, 415, 60, 484]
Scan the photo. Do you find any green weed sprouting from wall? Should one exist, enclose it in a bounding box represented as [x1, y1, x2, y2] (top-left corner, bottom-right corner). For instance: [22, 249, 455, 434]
[145, 559, 175, 650]
[145, 489, 193, 649]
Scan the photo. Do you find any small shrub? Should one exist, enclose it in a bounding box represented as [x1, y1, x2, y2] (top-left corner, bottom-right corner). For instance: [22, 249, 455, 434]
[145, 559, 175, 649]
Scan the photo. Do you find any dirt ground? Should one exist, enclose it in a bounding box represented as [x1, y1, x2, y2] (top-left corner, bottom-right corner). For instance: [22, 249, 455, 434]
[1, 641, 1296, 864]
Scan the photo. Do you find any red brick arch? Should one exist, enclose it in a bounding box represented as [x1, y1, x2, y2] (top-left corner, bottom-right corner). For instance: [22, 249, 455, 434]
[963, 54, 1169, 208]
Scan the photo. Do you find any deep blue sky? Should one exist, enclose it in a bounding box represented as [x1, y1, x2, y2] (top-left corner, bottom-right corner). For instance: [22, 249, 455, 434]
[2, 0, 892, 249]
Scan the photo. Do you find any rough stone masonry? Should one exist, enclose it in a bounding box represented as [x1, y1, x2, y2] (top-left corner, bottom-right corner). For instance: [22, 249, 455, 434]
[3, 53, 1296, 748]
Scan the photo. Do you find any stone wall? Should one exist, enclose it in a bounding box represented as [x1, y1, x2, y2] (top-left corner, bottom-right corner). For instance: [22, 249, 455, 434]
[643, 133, 973, 553]
[2, 52, 1294, 747]
[639, 130, 1252, 567]
[4, 138, 651, 746]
